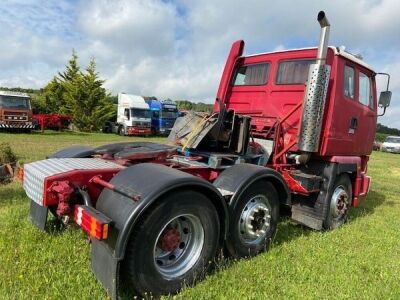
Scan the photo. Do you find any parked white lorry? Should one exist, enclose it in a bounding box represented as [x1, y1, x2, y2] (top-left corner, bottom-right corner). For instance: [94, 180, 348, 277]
[115, 93, 151, 136]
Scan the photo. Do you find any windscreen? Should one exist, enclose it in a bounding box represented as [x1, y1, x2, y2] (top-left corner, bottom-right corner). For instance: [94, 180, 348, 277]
[161, 110, 177, 119]
[385, 137, 400, 143]
[0, 95, 31, 109]
[131, 108, 151, 118]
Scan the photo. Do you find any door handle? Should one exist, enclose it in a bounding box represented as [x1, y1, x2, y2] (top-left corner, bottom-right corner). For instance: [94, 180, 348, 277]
[349, 117, 358, 134]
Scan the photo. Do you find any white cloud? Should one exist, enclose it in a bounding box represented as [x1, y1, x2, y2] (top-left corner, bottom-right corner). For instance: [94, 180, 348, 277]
[0, 0, 399, 128]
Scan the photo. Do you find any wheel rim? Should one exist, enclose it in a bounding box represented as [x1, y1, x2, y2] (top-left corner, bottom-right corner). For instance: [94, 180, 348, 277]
[238, 194, 271, 245]
[153, 214, 204, 279]
[330, 185, 349, 219]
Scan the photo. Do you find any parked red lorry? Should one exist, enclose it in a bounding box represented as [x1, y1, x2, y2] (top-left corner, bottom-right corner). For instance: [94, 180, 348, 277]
[0, 90, 35, 131]
[21, 12, 392, 298]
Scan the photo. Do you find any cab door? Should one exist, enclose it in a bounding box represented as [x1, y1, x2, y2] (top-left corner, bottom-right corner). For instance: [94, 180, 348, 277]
[323, 57, 377, 156]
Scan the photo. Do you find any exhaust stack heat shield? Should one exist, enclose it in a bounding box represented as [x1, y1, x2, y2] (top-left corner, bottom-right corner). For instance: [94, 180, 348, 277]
[298, 63, 331, 152]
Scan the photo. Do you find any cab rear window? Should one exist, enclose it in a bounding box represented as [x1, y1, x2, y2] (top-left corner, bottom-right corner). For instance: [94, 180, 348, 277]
[232, 63, 270, 86]
[276, 59, 314, 84]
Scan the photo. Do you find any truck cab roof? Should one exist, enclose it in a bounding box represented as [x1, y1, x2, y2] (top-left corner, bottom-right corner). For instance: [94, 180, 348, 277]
[0, 90, 30, 98]
[118, 93, 149, 110]
[245, 46, 373, 72]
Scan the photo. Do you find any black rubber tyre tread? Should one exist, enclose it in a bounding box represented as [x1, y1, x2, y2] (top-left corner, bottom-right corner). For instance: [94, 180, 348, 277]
[323, 173, 352, 230]
[119, 126, 125, 136]
[122, 190, 220, 297]
[225, 181, 279, 258]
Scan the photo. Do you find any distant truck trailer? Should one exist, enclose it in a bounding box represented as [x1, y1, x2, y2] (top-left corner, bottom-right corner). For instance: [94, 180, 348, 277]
[146, 99, 178, 135]
[0, 91, 35, 131]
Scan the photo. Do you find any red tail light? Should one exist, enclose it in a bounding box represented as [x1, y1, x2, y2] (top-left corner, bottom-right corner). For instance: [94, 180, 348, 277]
[73, 205, 112, 240]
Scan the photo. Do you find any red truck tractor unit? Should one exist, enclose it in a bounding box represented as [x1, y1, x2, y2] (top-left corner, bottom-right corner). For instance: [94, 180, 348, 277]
[21, 12, 392, 298]
[0, 90, 35, 131]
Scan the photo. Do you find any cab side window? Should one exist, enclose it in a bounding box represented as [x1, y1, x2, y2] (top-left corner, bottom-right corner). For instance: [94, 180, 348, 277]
[343, 65, 355, 99]
[124, 108, 130, 120]
[359, 72, 372, 107]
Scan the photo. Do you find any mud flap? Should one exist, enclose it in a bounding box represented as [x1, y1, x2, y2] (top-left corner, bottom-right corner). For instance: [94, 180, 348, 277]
[91, 239, 119, 300]
[29, 200, 48, 230]
[91, 163, 227, 299]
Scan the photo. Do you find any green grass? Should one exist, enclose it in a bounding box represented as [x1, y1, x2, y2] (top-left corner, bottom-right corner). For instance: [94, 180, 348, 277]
[1, 132, 400, 299]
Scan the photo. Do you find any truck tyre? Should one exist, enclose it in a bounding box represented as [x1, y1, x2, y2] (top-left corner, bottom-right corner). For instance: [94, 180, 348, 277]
[119, 126, 126, 136]
[123, 191, 220, 297]
[323, 174, 352, 230]
[226, 181, 279, 258]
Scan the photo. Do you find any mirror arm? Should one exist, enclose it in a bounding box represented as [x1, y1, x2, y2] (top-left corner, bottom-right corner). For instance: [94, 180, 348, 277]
[378, 106, 387, 117]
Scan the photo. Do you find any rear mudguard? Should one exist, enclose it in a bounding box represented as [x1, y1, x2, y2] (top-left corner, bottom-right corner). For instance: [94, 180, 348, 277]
[91, 163, 227, 299]
[213, 163, 291, 206]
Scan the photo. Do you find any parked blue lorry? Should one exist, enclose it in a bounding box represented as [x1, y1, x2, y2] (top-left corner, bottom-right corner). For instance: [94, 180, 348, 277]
[146, 99, 178, 135]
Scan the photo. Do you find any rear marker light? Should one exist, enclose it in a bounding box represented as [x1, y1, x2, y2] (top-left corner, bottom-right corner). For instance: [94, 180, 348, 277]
[73, 205, 112, 240]
[18, 167, 24, 182]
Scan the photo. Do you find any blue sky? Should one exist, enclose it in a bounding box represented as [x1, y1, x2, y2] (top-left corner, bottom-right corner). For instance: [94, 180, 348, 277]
[0, 0, 399, 127]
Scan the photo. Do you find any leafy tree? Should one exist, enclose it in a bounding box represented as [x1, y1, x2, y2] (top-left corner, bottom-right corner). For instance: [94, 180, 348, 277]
[33, 77, 64, 114]
[376, 123, 400, 136]
[63, 58, 114, 131]
[59, 50, 80, 82]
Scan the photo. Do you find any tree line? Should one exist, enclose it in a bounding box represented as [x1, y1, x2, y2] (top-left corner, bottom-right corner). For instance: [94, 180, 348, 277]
[175, 100, 213, 112]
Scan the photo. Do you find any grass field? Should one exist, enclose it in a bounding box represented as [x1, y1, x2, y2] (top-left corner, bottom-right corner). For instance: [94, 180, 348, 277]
[0, 131, 399, 299]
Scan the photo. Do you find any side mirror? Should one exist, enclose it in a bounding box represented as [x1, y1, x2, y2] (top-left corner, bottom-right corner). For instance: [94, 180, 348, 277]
[376, 72, 391, 116]
[379, 91, 392, 108]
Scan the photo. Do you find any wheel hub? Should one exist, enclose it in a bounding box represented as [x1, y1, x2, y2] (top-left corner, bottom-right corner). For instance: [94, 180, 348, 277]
[330, 186, 349, 218]
[153, 214, 204, 279]
[158, 228, 181, 252]
[239, 195, 271, 243]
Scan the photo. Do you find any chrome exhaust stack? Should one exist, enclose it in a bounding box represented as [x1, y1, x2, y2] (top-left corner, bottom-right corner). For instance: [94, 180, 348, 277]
[316, 11, 330, 65]
[298, 11, 332, 154]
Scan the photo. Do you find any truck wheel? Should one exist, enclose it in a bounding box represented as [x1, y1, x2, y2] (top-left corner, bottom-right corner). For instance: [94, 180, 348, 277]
[323, 174, 352, 230]
[119, 126, 125, 136]
[123, 191, 220, 297]
[226, 181, 279, 258]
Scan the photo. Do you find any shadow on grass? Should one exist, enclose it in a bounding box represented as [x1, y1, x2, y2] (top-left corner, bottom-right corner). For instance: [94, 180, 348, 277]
[45, 215, 66, 235]
[167, 190, 388, 298]
[348, 189, 386, 222]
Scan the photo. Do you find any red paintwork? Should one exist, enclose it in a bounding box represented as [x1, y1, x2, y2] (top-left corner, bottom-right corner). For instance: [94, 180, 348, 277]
[33, 114, 71, 131]
[0, 108, 33, 127]
[159, 228, 181, 252]
[90, 175, 115, 190]
[48, 180, 75, 216]
[281, 170, 312, 196]
[43, 169, 121, 207]
[213, 41, 378, 207]
[215, 45, 377, 157]
[127, 127, 151, 136]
